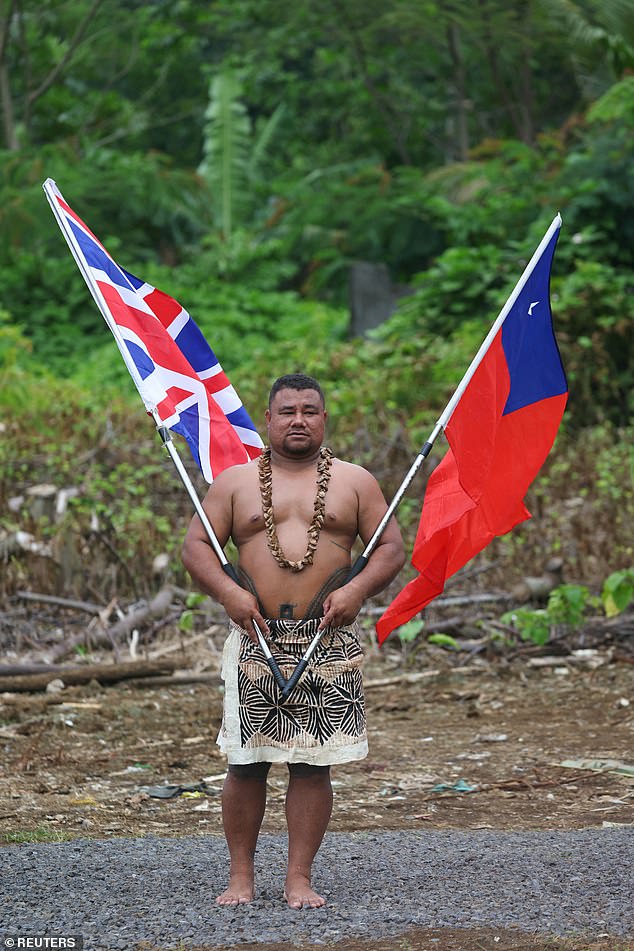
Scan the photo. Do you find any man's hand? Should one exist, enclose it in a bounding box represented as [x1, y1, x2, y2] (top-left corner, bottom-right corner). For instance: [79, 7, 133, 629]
[222, 586, 269, 643]
[319, 582, 365, 631]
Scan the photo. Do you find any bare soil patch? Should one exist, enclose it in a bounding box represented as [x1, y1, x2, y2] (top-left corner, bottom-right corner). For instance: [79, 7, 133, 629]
[1, 631, 632, 950]
[1, 635, 632, 839]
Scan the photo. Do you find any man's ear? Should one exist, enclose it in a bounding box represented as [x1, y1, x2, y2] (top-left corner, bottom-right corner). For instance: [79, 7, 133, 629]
[265, 408, 271, 424]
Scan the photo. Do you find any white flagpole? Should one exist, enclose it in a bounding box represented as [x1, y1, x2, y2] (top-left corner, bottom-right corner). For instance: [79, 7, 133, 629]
[353, 212, 562, 564]
[436, 213, 562, 431]
[44, 179, 287, 691]
[154, 418, 287, 691]
[281, 213, 562, 699]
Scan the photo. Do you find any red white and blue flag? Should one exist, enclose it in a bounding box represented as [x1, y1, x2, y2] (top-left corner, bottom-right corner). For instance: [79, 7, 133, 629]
[43, 178, 263, 482]
[376, 217, 568, 642]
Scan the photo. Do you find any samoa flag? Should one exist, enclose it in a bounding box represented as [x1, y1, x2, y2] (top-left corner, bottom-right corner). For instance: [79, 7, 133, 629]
[43, 179, 263, 482]
[377, 220, 568, 642]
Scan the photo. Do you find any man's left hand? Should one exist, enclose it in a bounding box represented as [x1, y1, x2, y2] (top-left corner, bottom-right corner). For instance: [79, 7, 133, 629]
[319, 583, 364, 630]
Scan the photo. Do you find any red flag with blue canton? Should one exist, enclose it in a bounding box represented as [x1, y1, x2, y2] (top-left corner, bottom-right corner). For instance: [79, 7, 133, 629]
[44, 180, 263, 482]
[376, 223, 568, 642]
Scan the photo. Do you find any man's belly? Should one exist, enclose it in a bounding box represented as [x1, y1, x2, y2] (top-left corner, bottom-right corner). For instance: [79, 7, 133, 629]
[238, 547, 351, 620]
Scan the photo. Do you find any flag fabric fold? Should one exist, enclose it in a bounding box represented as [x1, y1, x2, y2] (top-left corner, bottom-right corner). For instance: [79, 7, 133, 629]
[376, 223, 568, 643]
[43, 179, 263, 482]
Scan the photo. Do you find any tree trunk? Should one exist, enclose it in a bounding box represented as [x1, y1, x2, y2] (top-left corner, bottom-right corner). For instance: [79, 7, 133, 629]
[0, 0, 18, 150]
[447, 21, 469, 161]
[0, 61, 17, 149]
[517, 26, 535, 145]
[477, 0, 532, 144]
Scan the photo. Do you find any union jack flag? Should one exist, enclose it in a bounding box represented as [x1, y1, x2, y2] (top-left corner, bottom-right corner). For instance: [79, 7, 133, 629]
[43, 179, 263, 482]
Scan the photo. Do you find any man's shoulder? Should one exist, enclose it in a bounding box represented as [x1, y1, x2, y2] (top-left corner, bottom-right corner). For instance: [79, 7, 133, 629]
[222, 458, 260, 480]
[208, 459, 259, 493]
[331, 457, 377, 485]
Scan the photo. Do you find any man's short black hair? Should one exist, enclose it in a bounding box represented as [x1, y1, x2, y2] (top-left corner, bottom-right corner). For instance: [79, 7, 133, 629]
[268, 374, 325, 407]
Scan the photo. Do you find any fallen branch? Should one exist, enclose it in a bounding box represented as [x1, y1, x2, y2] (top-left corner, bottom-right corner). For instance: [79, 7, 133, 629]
[364, 670, 441, 689]
[48, 586, 179, 662]
[364, 592, 511, 616]
[0, 663, 71, 676]
[129, 672, 222, 688]
[107, 588, 176, 641]
[364, 666, 485, 690]
[0, 658, 177, 693]
[15, 590, 103, 615]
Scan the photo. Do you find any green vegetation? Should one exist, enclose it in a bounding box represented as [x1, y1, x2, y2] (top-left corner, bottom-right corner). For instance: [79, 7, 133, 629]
[501, 570, 634, 646]
[502, 584, 595, 647]
[1, 1, 633, 623]
[4, 825, 76, 844]
[602, 568, 634, 618]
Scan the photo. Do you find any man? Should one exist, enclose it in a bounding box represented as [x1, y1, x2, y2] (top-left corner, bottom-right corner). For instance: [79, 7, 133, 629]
[182, 373, 404, 909]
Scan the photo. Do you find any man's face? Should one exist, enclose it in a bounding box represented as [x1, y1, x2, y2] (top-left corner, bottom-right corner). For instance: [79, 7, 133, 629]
[265, 387, 327, 458]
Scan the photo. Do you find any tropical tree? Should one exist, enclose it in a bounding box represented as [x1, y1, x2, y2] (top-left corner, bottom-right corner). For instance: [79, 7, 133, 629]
[0, 0, 207, 161]
[545, 0, 634, 97]
[198, 70, 286, 240]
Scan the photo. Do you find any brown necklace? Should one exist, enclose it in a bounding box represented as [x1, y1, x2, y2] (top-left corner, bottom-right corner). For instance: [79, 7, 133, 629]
[258, 446, 334, 572]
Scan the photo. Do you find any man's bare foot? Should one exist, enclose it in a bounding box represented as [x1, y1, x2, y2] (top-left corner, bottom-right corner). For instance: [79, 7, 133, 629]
[284, 875, 326, 909]
[216, 874, 255, 906]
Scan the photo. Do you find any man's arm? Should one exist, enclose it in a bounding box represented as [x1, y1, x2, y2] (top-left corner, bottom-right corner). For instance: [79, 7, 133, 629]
[181, 471, 269, 640]
[320, 467, 405, 630]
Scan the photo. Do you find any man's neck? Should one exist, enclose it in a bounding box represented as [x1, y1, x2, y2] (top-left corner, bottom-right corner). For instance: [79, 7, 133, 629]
[269, 446, 323, 469]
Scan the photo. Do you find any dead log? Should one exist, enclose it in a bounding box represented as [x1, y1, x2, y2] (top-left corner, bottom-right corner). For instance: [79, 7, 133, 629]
[129, 672, 222, 688]
[106, 588, 177, 640]
[16, 591, 103, 615]
[0, 658, 177, 693]
[363, 666, 485, 689]
[48, 587, 179, 662]
[364, 670, 441, 689]
[365, 593, 511, 616]
[0, 663, 70, 676]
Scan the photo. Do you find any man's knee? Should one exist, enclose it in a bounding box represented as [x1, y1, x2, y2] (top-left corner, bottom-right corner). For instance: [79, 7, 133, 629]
[228, 762, 271, 781]
[288, 762, 331, 779]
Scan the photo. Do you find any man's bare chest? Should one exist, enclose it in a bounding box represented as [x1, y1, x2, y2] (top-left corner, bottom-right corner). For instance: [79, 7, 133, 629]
[233, 469, 358, 541]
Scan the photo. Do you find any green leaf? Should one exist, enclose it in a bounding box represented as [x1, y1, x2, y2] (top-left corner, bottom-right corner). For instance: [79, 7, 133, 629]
[601, 568, 634, 617]
[179, 609, 195, 632]
[396, 619, 424, 643]
[428, 633, 459, 650]
[547, 584, 590, 628]
[502, 609, 551, 646]
[185, 592, 207, 609]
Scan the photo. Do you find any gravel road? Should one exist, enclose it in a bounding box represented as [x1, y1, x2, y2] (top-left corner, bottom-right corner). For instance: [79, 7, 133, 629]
[1, 828, 632, 949]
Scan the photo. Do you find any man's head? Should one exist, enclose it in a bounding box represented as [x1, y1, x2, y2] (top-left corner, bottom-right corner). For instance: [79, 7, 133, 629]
[268, 374, 325, 409]
[266, 374, 327, 459]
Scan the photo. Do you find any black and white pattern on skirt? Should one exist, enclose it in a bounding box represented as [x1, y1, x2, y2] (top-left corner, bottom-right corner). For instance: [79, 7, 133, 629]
[217, 618, 368, 766]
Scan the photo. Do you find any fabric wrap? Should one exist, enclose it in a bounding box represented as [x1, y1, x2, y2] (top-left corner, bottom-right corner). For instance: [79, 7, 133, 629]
[218, 618, 368, 765]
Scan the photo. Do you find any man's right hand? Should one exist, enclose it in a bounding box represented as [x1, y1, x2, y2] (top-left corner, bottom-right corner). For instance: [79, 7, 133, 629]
[222, 587, 269, 642]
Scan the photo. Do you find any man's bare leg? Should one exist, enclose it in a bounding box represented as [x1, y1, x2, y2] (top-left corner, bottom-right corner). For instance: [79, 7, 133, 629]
[217, 763, 271, 905]
[284, 764, 332, 908]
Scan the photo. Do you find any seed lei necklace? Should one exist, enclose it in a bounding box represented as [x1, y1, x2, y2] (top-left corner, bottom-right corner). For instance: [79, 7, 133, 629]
[258, 445, 334, 572]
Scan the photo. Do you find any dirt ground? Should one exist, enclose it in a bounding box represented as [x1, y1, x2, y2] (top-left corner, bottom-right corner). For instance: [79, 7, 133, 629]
[1, 629, 633, 951]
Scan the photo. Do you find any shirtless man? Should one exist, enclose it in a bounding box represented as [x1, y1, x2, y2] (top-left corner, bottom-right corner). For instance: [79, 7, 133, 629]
[182, 373, 404, 909]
